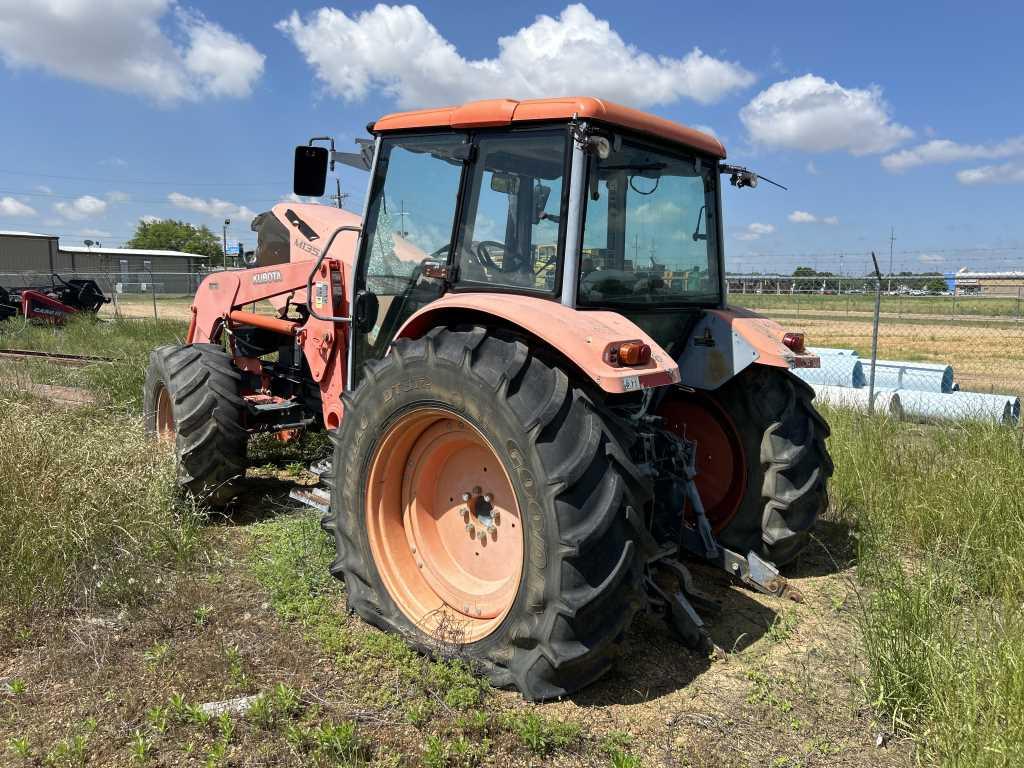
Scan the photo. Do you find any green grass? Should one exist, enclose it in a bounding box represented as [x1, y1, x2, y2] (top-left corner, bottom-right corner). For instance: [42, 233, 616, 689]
[0, 395, 204, 621]
[733, 291, 1024, 319]
[0, 315, 187, 409]
[824, 405, 1024, 766]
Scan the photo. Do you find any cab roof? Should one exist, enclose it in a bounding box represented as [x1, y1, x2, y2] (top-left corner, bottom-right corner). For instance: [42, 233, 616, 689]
[372, 96, 726, 159]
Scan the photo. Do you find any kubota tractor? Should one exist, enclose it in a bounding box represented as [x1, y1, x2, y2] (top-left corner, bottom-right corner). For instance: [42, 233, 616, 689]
[144, 97, 832, 700]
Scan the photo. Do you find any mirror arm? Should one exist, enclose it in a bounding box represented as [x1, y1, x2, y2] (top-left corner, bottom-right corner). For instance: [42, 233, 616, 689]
[308, 136, 337, 171]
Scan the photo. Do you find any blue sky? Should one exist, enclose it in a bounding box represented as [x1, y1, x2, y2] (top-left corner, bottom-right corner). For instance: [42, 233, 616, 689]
[1, 0, 1021, 276]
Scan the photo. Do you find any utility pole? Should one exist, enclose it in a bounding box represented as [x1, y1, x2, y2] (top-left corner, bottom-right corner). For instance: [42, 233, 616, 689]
[222, 218, 230, 267]
[331, 179, 349, 209]
[888, 226, 896, 293]
[395, 200, 410, 238]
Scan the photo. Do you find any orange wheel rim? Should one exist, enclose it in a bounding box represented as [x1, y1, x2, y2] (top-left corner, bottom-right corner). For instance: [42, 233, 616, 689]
[657, 394, 747, 532]
[155, 385, 176, 441]
[366, 408, 524, 643]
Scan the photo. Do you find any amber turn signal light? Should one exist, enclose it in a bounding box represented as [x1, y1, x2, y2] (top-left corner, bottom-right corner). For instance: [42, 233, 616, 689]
[606, 340, 652, 367]
[782, 332, 806, 353]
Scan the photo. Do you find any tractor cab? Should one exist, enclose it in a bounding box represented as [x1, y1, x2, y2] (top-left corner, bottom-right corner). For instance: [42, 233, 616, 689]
[293, 98, 734, 378]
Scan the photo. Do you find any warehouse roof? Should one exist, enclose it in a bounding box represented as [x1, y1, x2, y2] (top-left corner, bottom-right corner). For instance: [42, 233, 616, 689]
[951, 270, 1024, 279]
[60, 245, 207, 260]
[0, 230, 56, 239]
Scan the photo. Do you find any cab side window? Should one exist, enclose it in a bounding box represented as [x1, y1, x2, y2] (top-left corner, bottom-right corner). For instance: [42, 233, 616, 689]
[454, 131, 567, 293]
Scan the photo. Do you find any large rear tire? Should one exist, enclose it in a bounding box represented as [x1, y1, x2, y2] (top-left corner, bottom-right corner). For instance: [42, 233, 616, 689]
[325, 327, 646, 700]
[659, 365, 833, 565]
[143, 344, 248, 505]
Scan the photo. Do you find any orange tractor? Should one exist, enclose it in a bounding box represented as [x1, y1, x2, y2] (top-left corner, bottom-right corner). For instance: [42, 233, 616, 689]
[145, 97, 832, 700]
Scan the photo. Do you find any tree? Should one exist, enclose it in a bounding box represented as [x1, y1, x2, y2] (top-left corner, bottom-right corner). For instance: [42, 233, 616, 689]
[126, 219, 223, 265]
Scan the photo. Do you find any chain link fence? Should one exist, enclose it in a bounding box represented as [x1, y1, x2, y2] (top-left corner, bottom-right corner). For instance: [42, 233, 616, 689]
[3, 266, 1021, 426]
[730, 272, 1023, 427]
[0, 269, 244, 321]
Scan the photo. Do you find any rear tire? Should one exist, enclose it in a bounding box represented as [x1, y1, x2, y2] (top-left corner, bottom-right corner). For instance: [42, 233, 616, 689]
[325, 327, 646, 700]
[660, 366, 833, 565]
[712, 366, 833, 564]
[144, 344, 248, 505]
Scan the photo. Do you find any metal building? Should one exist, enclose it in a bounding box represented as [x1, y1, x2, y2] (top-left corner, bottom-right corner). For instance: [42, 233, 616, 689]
[0, 230, 60, 286]
[58, 245, 208, 294]
[0, 231, 208, 294]
[947, 269, 1024, 297]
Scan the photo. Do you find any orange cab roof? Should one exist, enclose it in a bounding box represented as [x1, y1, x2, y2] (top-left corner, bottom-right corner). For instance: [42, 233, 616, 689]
[372, 96, 726, 158]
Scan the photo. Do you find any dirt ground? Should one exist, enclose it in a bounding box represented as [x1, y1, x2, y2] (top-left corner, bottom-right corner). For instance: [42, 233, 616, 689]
[0, 464, 913, 768]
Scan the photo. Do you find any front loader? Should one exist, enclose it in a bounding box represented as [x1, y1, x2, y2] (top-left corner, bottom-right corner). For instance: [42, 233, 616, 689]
[145, 97, 832, 700]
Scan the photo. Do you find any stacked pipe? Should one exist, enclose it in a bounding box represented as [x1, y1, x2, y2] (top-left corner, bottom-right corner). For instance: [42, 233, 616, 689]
[796, 347, 1021, 426]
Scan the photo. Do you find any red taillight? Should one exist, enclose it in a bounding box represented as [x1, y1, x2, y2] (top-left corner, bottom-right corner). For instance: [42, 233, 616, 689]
[782, 332, 806, 353]
[606, 340, 651, 367]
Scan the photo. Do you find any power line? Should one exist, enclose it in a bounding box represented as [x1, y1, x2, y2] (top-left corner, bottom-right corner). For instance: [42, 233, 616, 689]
[0, 168, 286, 187]
[0, 187, 286, 205]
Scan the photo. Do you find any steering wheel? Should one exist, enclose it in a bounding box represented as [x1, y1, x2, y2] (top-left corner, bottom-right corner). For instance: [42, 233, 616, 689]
[473, 240, 506, 270]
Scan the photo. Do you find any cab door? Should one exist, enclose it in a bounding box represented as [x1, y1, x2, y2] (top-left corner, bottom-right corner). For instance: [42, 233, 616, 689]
[348, 132, 469, 386]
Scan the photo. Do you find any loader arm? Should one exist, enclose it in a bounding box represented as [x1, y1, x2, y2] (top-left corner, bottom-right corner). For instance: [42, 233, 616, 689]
[188, 257, 350, 430]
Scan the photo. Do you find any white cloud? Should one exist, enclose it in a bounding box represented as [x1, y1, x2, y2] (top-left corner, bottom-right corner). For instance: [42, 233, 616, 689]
[106, 191, 130, 203]
[77, 228, 112, 238]
[634, 200, 682, 225]
[694, 124, 718, 138]
[55, 195, 108, 220]
[34, 185, 53, 195]
[919, 253, 945, 264]
[736, 222, 774, 241]
[0, 1, 264, 104]
[955, 162, 1024, 186]
[788, 210, 839, 225]
[278, 3, 755, 109]
[140, 214, 161, 224]
[0, 196, 37, 216]
[740, 74, 912, 155]
[805, 160, 819, 175]
[168, 192, 256, 222]
[883, 136, 1024, 173]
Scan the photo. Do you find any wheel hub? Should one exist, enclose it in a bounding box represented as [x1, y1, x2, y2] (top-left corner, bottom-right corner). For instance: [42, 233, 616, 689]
[366, 409, 524, 643]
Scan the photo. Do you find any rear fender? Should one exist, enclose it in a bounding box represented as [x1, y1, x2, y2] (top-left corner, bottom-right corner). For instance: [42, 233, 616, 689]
[395, 294, 680, 394]
[678, 307, 819, 391]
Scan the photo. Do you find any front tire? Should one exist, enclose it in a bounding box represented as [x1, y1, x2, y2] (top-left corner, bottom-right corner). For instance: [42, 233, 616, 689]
[144, 344, 248, 505]
[325, 327, 646, 700]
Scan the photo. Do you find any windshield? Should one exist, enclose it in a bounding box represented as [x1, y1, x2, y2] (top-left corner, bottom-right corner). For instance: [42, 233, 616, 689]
[578, 138, 720, 306]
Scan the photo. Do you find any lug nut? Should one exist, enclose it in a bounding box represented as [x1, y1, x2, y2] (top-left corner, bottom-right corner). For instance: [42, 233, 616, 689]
[477, 529, 487, 543]
[487, 525, 497, 537]
[492, 510, 501, 525]
[483, 493, 493, 503]
[461, 507, 470, 522]
[465, 523, 476, 536]
[461, 492, 471, 502]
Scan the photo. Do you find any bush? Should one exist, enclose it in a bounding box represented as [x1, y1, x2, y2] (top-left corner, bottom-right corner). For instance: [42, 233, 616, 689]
[0, 396, 202, 619]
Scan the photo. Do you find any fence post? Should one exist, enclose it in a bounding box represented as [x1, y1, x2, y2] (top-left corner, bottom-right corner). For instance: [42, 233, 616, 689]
[868, 253, 882, 415]
[145, 263, 158, 320]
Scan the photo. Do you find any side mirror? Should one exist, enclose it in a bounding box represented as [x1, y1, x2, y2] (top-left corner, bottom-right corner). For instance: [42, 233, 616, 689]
[294, 146, 328, 197]
[489, 172, 519, 194]
[353, 289, 379, 333]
